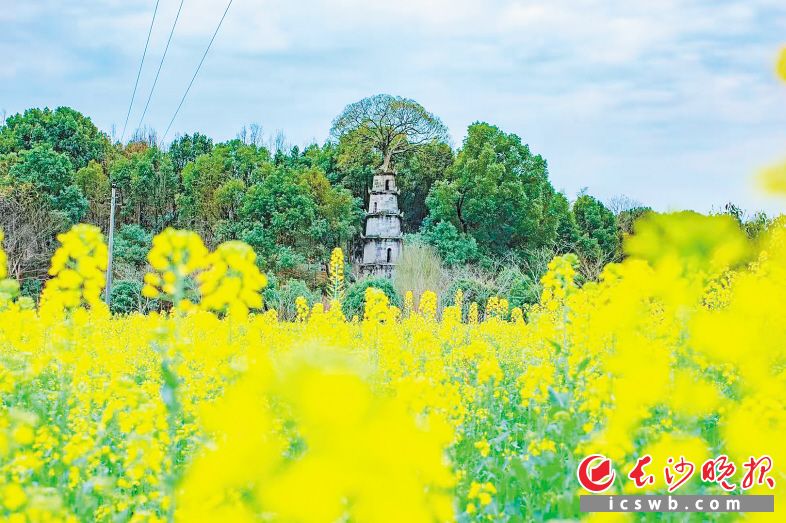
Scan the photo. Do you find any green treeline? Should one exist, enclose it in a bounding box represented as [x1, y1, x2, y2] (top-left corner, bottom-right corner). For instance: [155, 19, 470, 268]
[0, 98, 768, 316]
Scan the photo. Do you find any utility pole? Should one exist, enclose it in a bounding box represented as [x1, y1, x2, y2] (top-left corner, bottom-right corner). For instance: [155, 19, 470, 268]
[105, 183, 117, 306]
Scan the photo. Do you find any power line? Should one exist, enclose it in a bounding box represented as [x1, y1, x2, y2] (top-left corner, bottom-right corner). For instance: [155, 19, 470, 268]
[135, 0, 186, 134]
[120, 0, 161, 143]
[163, 0, 233, 142]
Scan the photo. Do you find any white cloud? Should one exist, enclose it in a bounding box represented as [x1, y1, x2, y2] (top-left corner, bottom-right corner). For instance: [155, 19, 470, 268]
[2, 0, 786, 212]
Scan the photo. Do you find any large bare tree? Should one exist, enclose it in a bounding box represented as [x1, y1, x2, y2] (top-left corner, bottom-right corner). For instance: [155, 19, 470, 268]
[0, 186, 67, 281]
[330, 94, 448, 172]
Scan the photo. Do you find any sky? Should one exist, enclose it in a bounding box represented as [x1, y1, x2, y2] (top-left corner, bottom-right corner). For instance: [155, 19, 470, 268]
[2, 0, 786, 214]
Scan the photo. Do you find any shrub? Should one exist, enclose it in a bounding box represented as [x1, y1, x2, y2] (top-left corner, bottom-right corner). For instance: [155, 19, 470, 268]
[113, 224, 152, 271]
[443, 276, 498, 320]
[420, 221, 479, 267]
[343, 277, 402, 320]
[276, 279, 321, 321]
[110, 280, 158, 315]
[505, 274, 540, 309]
[495, 266, 541, 309]
[20, 278, 43, 303]
[262, 273, 281, 311]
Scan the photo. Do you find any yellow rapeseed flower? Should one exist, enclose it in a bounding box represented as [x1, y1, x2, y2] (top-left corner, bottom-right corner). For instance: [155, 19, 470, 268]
[777, 46, 786, 81]
[2, 210, 786, 520]
[2, 484, 26, 510]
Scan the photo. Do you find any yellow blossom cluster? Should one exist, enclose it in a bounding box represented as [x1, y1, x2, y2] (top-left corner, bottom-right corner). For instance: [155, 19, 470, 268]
[484, 296, 509, 319]
[758, 50, 786, 195]
[0, 231, 34, 311]
[198, 241, 267, 316]
[1, 208, 786, 521]
[418, 290, 437, 320]
[363, 287, 391, 323]
[468, 301, 479, 324]
[142, 228, 208, 305]
[328, 247, 345, 302]
[539, 253, 577, 310]
[295, 295, 309, 321]
[404, 290, 414, 315]
[39, 224, 108, 313]
[466, 481, 497, 510]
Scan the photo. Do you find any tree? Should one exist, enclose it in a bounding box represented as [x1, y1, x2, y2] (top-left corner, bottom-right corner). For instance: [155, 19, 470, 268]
[420, 220, 479, 267]
[110, 147, 177, 230]
[606, 194, 644, 215]
[236, 123, 264, 147]
[9, 145, 73, 196]
[8, 145, 87, 224]
[300, 167, 362, 263]
[330, 94, 448, 171]
[332, 131, 379, 203]
[303, 142, 339, 178]
[75, 160, 110, 224]
[551, 192, 582, 254]
[0, 152, 19, 182]
[617, 206, 653, 239]
[220, 140, 272, 184]
[240, 167, 317, 249]
[327, 128, 454, 227]
[53, 186, 91, 225]
[715, 202, 771, 241]
[396, 141, 454, 232]
[178, 141, 272, 242]
[168, 133, 213, 176]
[232, 165, 360, 279]
[0, 107, 110, 170]
[179, 150, 237, 240]
[425, 122, 560, 259]
[0, 185, 68, 282]
[573, 194, 620, 272]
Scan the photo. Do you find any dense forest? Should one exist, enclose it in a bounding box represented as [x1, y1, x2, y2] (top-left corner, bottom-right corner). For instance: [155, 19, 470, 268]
[0, 96, 770, 317]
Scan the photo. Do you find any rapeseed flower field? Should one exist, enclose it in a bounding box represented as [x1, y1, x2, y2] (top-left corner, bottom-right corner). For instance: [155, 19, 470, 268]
[0, 207, 784, 522]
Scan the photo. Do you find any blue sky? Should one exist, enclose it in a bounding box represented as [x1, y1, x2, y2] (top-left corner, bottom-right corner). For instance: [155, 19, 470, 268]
[2, 0, 786, 213]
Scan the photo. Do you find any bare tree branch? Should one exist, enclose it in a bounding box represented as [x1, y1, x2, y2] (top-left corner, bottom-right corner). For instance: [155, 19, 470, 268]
[606, 194, 643, 215]
[0, 186, 67, 282]
[330, 94, 448, 171]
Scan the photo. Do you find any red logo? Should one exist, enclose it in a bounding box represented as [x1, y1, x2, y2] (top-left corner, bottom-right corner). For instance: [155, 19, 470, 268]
[664, 456, 695, 492]
[701, 455, 736, 491]
[580, 452, 775, 492]
[628, 454, 655, 488]
[741, 455, 776, 489]
[577, 454, 616, 492]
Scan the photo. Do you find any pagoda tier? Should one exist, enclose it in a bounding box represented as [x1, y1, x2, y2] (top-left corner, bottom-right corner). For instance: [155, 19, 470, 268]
[359, 170, 403, 278]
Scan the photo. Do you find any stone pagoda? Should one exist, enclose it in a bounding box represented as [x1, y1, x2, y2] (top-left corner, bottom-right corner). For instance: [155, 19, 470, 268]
[359, 169, 403, 278]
